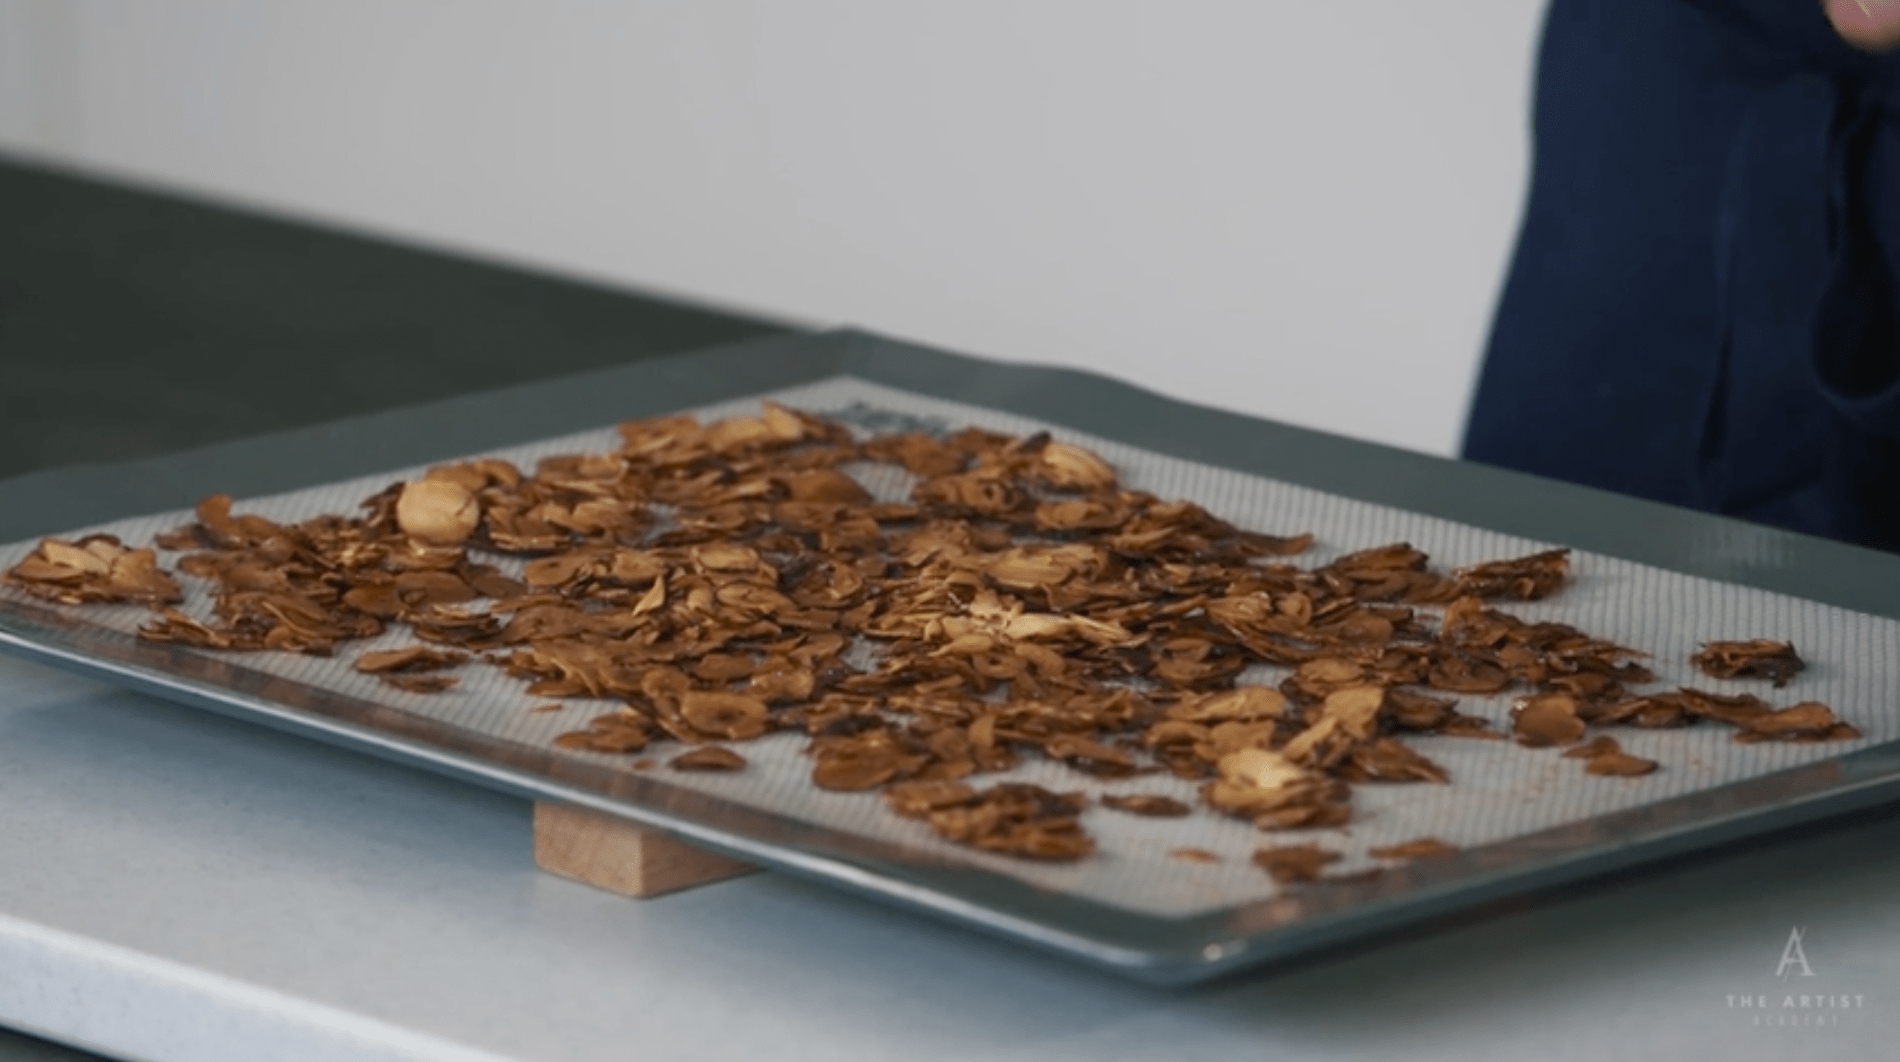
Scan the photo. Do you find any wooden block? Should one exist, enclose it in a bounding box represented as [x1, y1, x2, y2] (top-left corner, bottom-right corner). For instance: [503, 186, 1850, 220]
[532, 801, 757, 899]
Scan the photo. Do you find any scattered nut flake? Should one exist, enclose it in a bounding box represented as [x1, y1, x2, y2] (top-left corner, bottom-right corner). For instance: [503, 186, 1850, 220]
[1339, 738, 1450, 784]
[1585, 751, 1659, 778]
[1560, 735, 1659, 776]
[354, 646, 468, 674]
[1369, 838, 1457, 861]
[1561, 735, 1620, 759]
[678, 691, 770, 741]
[1170, 847, 1221, 864]
[1101, 793, 1194, 817]
[670, 746, 747, 771]
[380, 673, 457, 694]
[1512, 694, 1586, 748]
[1252, 843, 1342, 884]
[5, 402, 1862, 884]
[528, 703, 564, 714]
[1692, 640, 1806, 687]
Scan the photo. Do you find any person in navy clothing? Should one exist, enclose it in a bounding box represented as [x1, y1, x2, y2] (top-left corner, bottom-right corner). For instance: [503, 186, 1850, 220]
[1465, 0, 1900, 550]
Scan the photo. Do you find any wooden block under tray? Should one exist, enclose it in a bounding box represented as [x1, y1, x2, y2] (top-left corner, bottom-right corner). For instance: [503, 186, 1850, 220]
[533, 801, 757, 899]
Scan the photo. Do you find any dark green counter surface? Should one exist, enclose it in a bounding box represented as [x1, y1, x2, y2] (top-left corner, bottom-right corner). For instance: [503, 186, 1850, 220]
[0, 155, 789, 482]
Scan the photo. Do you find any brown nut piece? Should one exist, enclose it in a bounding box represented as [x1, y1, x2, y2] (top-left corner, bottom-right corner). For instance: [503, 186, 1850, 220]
[1691, 639, 1806, 687]
[670, 746, 748, 771]
[1512, 694, 1585, 748]
[396, 478, 481, 545]
[1252, 843, 1341, 884]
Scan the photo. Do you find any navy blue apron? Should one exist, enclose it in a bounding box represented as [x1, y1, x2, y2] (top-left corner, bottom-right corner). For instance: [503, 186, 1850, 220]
[1465, 0, 1900, 550]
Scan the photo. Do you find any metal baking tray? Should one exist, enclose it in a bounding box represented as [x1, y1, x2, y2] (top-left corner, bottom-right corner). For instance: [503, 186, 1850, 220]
[4, 328, 1899, 985]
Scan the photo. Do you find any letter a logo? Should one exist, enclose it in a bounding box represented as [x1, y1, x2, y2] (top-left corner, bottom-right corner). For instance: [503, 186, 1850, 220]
[1777, 927, 1815, 979]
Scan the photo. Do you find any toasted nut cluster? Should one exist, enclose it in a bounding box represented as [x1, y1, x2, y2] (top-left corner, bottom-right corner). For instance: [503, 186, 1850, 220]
[1, 403, 1861, 883]
[4, 536, 182, 606]
[1692, 640, 1805, 687]
[884, 780, 1094, 860]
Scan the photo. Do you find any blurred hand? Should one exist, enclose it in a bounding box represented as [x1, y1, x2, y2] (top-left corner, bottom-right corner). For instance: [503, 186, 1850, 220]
[1826, 0, 1900, 50]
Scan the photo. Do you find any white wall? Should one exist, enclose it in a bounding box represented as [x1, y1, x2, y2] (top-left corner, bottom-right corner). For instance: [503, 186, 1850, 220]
[0, 0, 1542, 457]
